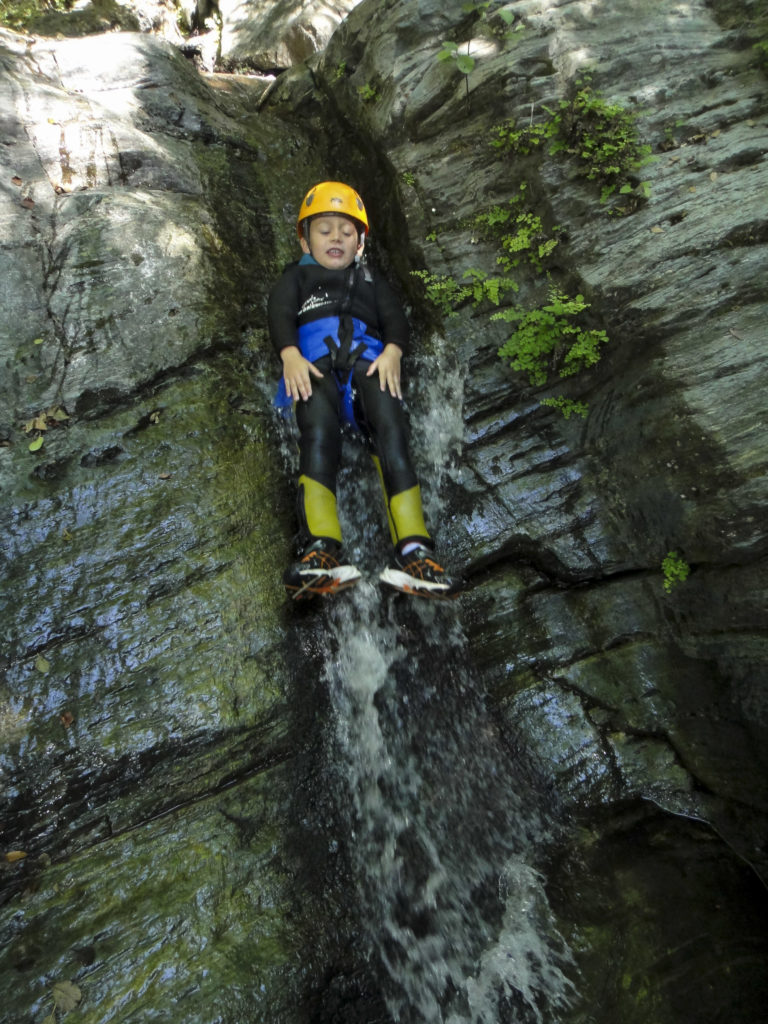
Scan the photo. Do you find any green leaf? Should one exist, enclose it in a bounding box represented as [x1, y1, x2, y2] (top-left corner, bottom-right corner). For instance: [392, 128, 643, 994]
[456, 54, 476, 75]
[52, 980, 82, 1012]
[28, 436, 44, 452]
[33, 337, 44, 345]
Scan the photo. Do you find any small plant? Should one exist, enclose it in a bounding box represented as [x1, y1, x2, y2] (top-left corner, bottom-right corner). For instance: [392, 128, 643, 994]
[494, 289, 609, 387]
[438, 40, 476, 76]
[22, 404, 70, 453]
[333, 60, 347, 82]
[547, 75, 653, 203]
[492, 76, 653, 210]
[661, 550, 690, 593]
[401, 170, 416, 187]
[475, 185, 561, 272]
[411, 270, 473, 318]
[540, 396, 589, 419]
[491, 118, 556, 156]
[437, 38, 477, 107]
[461, 267, 518, 305]
[42, 979, 82, 1023]
[357, 82, 380, 103]
[411, 268, 516, 317]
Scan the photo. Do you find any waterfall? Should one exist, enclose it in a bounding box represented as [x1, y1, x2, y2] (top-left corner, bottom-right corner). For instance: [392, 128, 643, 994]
[296, 336, 577, 1022]
[319, 586, 574, 1023]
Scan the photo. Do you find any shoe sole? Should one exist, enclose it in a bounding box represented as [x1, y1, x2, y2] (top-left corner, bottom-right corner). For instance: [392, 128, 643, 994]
[285, 565, 362, 600]
[378, 567, 459, 600]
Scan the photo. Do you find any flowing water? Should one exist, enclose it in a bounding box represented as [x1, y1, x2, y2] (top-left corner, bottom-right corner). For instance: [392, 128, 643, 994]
[318, 586, 575, 1024]
[280, 339, 576, 1021]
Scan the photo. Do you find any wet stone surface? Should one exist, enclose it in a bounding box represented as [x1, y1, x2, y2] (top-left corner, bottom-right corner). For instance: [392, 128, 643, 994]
[2, 1, 768, 1021]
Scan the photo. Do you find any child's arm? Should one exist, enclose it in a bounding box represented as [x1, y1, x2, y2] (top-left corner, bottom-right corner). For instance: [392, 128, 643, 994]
[366, 343, 403, 400]
[281, 345, 324, 402]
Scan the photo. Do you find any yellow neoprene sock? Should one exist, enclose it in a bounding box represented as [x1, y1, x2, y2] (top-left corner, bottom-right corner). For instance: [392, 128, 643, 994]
[371, 456, 430, 547]
[298, 474, 342, 543]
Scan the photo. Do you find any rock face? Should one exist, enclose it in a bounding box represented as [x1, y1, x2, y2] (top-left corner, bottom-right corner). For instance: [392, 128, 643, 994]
[218, 0, 363, 71]
[1, 1, 768, 1022]
[0, 25, 331, 1022]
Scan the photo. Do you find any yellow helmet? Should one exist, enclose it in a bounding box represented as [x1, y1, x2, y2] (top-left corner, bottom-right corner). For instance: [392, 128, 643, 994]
[297, 181, 369, 239]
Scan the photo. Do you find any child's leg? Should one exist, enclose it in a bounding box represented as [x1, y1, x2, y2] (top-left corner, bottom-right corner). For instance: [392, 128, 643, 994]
[352, 363, 431, 551]
[294, 368, 343, 547]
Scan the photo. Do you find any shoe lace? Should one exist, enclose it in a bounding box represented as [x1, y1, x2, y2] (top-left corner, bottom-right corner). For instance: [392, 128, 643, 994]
[301, 548, 339, 571]
[406, 553, 444, 579]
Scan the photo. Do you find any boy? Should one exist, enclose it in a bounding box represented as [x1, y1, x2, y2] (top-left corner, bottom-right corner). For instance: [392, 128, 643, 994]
[268, 181, 458, 600]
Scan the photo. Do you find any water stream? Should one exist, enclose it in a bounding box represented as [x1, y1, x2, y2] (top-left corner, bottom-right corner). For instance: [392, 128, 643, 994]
[318, 586, 574, 1023]
[281, 338, 577, 1021]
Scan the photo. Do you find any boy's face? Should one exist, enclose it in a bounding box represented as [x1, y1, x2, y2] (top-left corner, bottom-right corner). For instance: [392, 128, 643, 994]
[300, 214, 363, 269]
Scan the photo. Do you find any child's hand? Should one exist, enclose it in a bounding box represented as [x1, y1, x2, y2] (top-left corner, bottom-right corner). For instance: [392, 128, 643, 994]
[367, 343, 403, 399]
[281, 346, 323, 401]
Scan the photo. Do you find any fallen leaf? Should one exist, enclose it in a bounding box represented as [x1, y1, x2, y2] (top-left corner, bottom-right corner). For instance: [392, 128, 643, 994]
[12, 175, 23, 186]
[709, 170, 718, 181]
[35, 654, 50, 673]
[60, 711, 74, 728]
[52, 981, 82, 1012]
[5, 850, 28, 863]
[29, 436, 44, 452]
[33, 337, 44, 345]
[20, 197, 35, 209]
[149, 411, 161, 425]
[159, 472, 172, 480]
[650, 225, 664, 233]
[62, 528, 73, 542]
[48, 406, 70, 422]
[688, 186, 697, 193]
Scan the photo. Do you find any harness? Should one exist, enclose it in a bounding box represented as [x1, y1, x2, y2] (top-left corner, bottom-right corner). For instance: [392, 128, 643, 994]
[274, 264, 384, 433]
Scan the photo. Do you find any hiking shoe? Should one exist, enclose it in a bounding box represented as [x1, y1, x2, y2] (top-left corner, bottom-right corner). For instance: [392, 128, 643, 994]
[379, 545, 461, 599]
[283, 540, 361, 600]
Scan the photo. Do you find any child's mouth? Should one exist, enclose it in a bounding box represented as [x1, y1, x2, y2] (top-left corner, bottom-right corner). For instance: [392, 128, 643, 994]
[327, 248, 343, 257]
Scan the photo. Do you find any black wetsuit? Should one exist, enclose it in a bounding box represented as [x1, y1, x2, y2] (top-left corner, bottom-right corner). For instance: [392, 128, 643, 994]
[267, 259, 430, 552]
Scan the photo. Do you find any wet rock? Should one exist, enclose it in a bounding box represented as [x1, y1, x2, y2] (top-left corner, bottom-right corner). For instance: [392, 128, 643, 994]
[2, 0, 768, 1021]
[218, 0, 363, 72]
[0, 23, 338, 1022]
